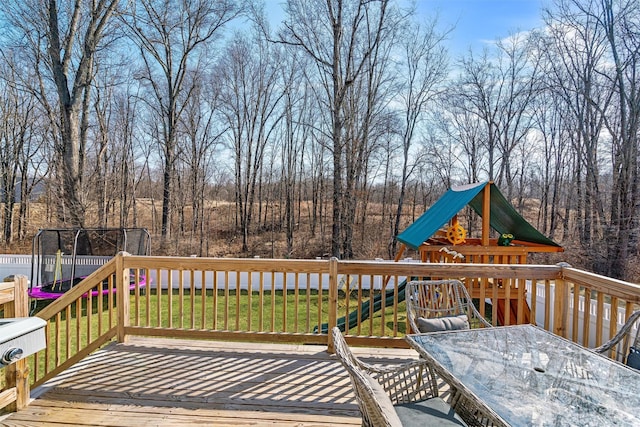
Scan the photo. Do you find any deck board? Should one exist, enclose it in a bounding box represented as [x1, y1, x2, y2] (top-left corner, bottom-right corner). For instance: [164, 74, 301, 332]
[0, 337, 420, 426]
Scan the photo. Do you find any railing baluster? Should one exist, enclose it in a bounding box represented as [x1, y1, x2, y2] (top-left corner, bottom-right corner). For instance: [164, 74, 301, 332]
[199, 270, 205, 329]
[367, 276, 376, 334]
[86, 293, 92, 347]
[478, 277, 487, 320]
[44, 324, 50, 377]
[223, 270, 229, 330]
[356, 275, 362, 336]
[572, 284, 580, 342]
[189, 270, 195, 329]
[145, 268, 151, 327]
[271, 271, 276, 332]
[156, 269, 162, 328]
[282, 272, 287, 332]
[582, 287, 592, 346]
[108, 275, 114, 328]
[167, 270, 173, 329]
[293, 273, 299, 333]
[75, 299, 81, 353]
[55, 312, 61, 367]
[316, 271, 322, 335]
[305, 273, 311, 333]
[595, 292, 604, 347]
[235, 271, 240, 331]
[97, 280, 104, 332]
[259, 271, 264, 332]
[178, 269, 184, 329]
[504, 278, 512, 326]
[65, 305, 71, 361]
[544, 279, 551, 330]
[25, 255, 639, 392]
[530, 279, 538, 326]
[247, 271, 252, 331]
[212, 270, 218, 330]
[517, 277, 525, 324]
[134, 268, 140, 326]
[393, 274, 399, 337]
[33, 352, 40, 384]
[379, 276, 386, 337]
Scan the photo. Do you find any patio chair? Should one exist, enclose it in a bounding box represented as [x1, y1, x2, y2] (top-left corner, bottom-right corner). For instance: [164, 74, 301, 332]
[331, 327, 468, 426]
[594, 310, 640, 370]
[406, 280, 492, 334]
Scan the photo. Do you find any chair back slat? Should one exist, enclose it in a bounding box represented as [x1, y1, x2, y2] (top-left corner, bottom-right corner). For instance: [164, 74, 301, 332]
[406, 280, 492, 333]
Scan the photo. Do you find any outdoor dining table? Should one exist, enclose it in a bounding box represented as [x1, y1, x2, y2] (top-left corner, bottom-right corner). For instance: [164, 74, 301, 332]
[405, 324, 640, 426]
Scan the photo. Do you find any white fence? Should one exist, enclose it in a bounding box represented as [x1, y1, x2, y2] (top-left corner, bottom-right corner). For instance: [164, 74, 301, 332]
[527, 281, 635, 348]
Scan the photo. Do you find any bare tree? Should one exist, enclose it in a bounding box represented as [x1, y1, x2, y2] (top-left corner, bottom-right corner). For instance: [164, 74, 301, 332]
[455, 49, 501, 182]
[307, 116, 330, 241]
[439, 99, 486, 184]
[90, 68, 116, 228]
[543, 0, 614, 273]
[279, 51, 312, 257]
[111, 83, 145, 228]
[122, 0, 240, 241]
[2, 0, 122, 227]
[218, 31, 284, 252]
[278, 0, 390, 258]
[391, 17, 449, 255]
[454, 34, 540, 199]
[595, 0, 640, 279]
[530, 86, 571, 239]
[340, 4, 406, 258]
[492, 34, 542, 198]
[0, 74, 32, 243]
[178, 77, 225, 255]
[0, 52, 50, 243]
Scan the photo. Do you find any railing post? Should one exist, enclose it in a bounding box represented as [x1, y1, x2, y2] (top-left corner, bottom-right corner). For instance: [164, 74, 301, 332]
[553, 263, 570, 338]
[116, 252, 130, 343]
[327, 257, 338, 352]
[3, 275, 29, 411]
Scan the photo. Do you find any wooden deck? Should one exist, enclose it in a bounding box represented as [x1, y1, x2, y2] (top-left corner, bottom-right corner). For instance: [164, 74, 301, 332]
[0, 337, 420, 426]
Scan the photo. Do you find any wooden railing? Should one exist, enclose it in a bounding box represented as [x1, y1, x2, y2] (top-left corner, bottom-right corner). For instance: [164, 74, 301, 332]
[29, 254, 640, 388]
[33, 258, 120, 387]
[0, 276, 30, 412]
[561, 267, 640, 348]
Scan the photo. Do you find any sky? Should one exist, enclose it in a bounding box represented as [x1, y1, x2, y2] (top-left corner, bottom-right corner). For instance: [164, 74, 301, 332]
[264, 0, 546, 56]
[417, 0, 545, 55]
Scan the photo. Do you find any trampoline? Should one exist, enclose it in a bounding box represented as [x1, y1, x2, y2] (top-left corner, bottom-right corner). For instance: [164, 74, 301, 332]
[29, 228, 150, 300]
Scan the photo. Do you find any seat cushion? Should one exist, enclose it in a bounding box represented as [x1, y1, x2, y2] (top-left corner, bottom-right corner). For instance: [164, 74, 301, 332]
[627, 346, 640, 370]
[395, 397, 468, 426]
[416, 314, 469, 333]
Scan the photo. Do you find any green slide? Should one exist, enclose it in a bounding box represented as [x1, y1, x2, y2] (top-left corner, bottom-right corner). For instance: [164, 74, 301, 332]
[315, 279, 409, 334]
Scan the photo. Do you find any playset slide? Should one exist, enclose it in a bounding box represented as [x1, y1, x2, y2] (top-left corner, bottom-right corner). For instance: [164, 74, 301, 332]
[315, 279, 409, 334]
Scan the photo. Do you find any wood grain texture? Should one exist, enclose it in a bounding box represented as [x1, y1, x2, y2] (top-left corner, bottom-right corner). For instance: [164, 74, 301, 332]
[1, 337, 420, 426]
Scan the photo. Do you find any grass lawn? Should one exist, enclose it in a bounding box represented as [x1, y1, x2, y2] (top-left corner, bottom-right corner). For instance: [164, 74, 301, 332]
[26, 289, 402, 384]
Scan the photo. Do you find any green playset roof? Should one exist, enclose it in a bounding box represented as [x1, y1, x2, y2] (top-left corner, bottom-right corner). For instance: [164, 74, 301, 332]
[396, 182, 561, 250]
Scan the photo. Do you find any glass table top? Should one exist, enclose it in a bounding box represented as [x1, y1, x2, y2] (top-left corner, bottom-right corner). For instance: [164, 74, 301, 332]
[407, 325, 640, 426]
